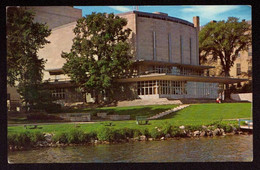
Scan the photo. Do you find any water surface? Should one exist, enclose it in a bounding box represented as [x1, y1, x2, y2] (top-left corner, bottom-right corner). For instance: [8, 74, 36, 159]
[8, 135, 253, 163]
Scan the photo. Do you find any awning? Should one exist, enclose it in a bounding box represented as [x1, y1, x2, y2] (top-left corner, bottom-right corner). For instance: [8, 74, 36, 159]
[45, 68, 64, 75]
[133, 60, 214, 70]
[117, 73, 248, 84]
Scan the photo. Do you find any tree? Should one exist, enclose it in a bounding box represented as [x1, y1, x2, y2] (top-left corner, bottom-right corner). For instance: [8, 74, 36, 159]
[62, 12, 133, 104]
[199, 17, 251, 98]
[7, 7, 51, 110]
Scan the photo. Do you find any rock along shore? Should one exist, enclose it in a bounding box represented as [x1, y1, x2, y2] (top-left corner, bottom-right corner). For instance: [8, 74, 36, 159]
[8, 125, 252, 151]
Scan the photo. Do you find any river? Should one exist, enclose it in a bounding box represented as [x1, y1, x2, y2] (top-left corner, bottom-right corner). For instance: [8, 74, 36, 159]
[8, 135, 253, 163]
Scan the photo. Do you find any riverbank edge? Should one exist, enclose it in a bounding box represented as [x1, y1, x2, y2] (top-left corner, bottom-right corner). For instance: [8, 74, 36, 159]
[8, 124, 252, 151]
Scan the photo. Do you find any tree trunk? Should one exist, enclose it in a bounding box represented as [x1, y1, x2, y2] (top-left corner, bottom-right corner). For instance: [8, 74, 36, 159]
[224, 83, 230, 99]
[95, 93, 99, 104]
[224, 69, 231, 100]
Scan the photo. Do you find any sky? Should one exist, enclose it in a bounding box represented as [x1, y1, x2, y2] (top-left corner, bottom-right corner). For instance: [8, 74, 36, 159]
[74, 5, 251, 26]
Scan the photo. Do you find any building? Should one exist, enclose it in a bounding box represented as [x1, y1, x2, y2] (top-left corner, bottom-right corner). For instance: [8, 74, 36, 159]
[39, 9, 247, 103]
[7, 6, 82, 110]
[201, 20, 252, 88]
[7, 7, 248, 107]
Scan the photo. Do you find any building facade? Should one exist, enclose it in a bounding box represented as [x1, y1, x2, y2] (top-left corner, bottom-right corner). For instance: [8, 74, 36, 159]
[201, 20, 252, 88]
[8, 7, 247, 107]
[39, 10, 246, 102]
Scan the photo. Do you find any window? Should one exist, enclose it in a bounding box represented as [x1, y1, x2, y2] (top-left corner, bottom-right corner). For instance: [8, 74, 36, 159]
[248, 47, 252, 56]
[190, 38, 192, 64]
[7, 93, 10, 100]
[168, 33, 172, 62]
[248, 65, 252, 72]
[51, 88, 65, 99]
[236, 63, 241, 76]
[180, 35, 183, 63]
[153, 31, 157, 60]
[237, 52, 240, 58]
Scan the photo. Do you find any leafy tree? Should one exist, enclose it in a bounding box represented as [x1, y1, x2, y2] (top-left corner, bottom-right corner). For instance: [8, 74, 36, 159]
[7, 7, 51, 110]
[62, 12, 133, 103]
[199, 17, 251, 98]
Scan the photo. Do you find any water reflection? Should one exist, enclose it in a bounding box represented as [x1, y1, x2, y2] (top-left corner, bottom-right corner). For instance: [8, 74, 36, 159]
[8, 135, 253, 163]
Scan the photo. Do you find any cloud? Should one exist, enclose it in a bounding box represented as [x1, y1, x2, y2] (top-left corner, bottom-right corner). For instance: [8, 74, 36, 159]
[108, 6, 132, 12]
[181, 5, 240, 19]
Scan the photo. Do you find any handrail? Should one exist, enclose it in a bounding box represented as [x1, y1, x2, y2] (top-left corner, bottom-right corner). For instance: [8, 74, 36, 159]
[238, 118, 253, 128]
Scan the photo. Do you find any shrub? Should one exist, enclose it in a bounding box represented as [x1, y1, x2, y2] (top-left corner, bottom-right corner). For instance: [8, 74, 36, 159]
[170, 126, 182, 137]
[161, 122, 172, 135]
[8, 133, 18, 146]
[186, 125, 203, 132]
[31, 103, 62, 113]
[133, 129, 141, 138]
[27, 113, 63, 121]
[67, 129, 86, 144]
[225, 124, 234, 133]
[114, 128, 132, 140]
[29, 131, 45, 144]
[85, 131, 97, 142]
[97, 127, 115, 141]
[149, 128, 163, 139]
[140, 128, 150, 137]
[53, 132, 68, 143]
[123, 128, 135, 138]
[8, 131, 45, 147]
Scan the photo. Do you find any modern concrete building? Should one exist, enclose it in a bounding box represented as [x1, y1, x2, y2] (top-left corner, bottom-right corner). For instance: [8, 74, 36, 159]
[7, 6, 83, 109]
[39, 10, 247, 103]
[7, 7, 248, 107]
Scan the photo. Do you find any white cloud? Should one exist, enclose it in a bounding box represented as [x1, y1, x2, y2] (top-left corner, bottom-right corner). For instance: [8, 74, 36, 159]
[181, 5, 240, 19]
[108, 6, 132, 12]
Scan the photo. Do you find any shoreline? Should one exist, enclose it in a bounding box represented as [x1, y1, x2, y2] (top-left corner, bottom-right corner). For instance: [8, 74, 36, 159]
[8, 128, 252, 151]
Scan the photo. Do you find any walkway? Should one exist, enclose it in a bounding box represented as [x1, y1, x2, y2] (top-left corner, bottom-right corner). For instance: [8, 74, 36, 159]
[148, 104, 190, 120]
[8, 121, 97, 127]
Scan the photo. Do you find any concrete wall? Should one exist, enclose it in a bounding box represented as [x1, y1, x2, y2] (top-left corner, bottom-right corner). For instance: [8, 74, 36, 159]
[7, 85, 21, 101]
[231, 93, 252, 102]
[38, 22, 77, 71]
[25, 6, 82, 29]
[136, 15, 198, 65]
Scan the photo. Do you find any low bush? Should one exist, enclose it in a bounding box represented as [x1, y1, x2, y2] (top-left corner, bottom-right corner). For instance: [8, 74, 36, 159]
[8, 131, 44, 147]
[31, 103, 62, 113]
[27, 113, 63, 121]
[170, 126, 182, 137]
[186, 125, 203, 132]
[140, 128, 150, 137]
[29, 131, 45, 144]
[161, 122, 172, 135]
[149, 128, 163, 139]
[97, 127, 115, 141]
[67, 129, 86, 144]
[225, 124, 234, 133]
[133, 129, 141, 138]
[52, 132, 68, 143]
[85, 131, 97, 141]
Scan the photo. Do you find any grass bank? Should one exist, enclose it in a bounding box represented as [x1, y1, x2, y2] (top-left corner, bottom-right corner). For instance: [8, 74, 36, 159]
[8, 103, 252, 148]
[8, 104, 179, 124]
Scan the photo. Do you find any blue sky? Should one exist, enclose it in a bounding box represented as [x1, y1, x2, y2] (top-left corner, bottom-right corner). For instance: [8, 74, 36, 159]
[74, 5, 251, 26]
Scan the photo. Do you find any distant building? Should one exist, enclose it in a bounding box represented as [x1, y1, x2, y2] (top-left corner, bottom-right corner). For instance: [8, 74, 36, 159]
[201, 20, 252, 88]
[7, 7, 248, 109]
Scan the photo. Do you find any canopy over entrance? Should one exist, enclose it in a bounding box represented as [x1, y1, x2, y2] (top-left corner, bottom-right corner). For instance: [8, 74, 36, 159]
[117, 73, 247, 84]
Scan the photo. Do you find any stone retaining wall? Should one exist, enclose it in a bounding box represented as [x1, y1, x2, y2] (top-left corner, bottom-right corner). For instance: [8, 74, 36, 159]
[108, 115, 130, 120]
[231, 93, 252, 102]
[60, 113, 91, 122]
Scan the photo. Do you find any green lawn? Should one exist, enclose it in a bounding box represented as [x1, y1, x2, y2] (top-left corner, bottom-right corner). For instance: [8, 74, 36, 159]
[8, 103, 252, 134]
[8, 104, 179, 124]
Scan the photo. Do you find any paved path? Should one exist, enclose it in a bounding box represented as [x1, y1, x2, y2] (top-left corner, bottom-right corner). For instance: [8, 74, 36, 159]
[8, 121, 98, 127]
[148, 104, 190, 120]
